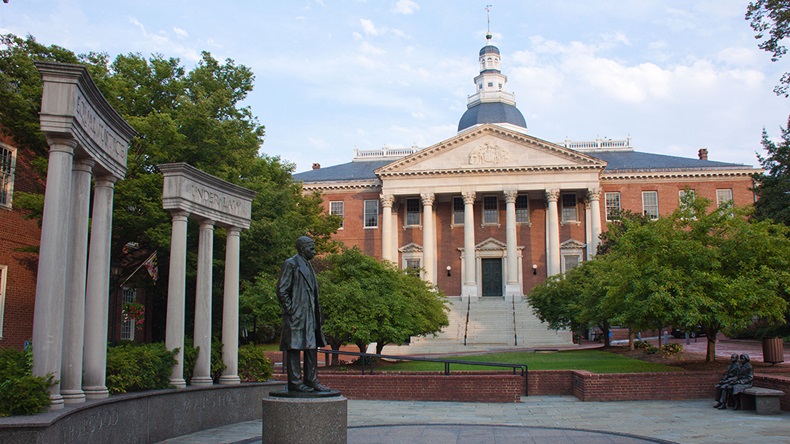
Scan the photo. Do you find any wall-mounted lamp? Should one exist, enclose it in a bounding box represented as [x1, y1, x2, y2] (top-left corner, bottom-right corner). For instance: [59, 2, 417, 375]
[532, 264, 538, 275]
[446, 265, 452, 277]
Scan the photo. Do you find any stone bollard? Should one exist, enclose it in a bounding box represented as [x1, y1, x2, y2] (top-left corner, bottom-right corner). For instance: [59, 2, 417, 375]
[262, 394, 347, 444]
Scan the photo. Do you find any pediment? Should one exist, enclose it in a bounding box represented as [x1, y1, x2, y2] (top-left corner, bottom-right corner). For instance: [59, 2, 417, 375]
[561, 239, 587, 250]
[476, 237, 507, 251]
[375, 124, 606, 177]
[399, 242, 423, 253]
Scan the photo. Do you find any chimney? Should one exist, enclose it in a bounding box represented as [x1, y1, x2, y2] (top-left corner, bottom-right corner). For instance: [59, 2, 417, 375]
[312, 163, 321, 170]
[698, 148, 708, 161]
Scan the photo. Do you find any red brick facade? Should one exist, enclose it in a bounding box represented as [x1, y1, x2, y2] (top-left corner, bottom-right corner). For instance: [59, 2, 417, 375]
[0, 132, 44, 349]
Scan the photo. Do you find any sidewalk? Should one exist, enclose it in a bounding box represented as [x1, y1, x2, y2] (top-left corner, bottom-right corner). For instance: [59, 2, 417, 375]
[160, 396, 790, 444]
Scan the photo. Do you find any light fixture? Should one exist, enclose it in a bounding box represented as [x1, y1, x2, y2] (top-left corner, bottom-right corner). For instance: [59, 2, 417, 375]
[532, 264, 538, 275]
[446, 265, 452, 277]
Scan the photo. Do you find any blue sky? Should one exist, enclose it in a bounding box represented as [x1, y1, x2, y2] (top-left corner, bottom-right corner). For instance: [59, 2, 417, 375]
[2, 1, 788, 172]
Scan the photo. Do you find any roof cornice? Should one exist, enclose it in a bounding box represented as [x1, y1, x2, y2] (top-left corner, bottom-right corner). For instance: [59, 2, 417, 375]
[602, 168, 760, 181]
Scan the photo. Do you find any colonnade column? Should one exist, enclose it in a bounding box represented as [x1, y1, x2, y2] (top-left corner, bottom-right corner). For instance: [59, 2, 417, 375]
[504, 190, 520, 300]
[191, 220, 215, 386]
[421, 193, 435, 284]
[380, 194, 394, 263]
[220, 227, 242, 385]
[588, 188, 602, 257]
[31, 137, 76, 408]
[60, 159, 94, 404]
[83, 176, 117, 400]
[166, 210, 190, 388]
[546, 189, 561, 276]
[462, 191, 477, 300]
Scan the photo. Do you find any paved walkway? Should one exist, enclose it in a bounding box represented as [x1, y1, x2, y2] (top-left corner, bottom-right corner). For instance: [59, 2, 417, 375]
[160, 396, 790, 444]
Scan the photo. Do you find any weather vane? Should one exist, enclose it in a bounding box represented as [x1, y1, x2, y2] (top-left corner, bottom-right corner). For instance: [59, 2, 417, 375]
[485, 4, 493, 41]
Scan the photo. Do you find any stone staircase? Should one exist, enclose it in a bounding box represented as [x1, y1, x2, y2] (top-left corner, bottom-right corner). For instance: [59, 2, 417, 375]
[383, 297, 573, 355]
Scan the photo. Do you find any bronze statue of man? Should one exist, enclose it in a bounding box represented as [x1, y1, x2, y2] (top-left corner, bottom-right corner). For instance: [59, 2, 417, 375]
[277, 236, 331, 393]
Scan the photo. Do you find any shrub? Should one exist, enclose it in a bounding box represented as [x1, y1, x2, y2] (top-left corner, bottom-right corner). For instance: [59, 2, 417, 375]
[644, 345, 659, 354]
[237, 345, 274, 382]
[634, 340, 652, 351]
[0, 347, 54, 416]
[106, 343, 177, 394]
[182, 338, 226, 384]
[660, 343, 684, 357]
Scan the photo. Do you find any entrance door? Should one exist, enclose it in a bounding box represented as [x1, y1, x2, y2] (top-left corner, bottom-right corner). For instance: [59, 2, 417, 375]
[481, 258, 503, 297]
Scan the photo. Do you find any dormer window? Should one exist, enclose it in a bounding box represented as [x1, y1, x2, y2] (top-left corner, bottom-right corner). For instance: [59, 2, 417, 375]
[487, 82, 493, 87]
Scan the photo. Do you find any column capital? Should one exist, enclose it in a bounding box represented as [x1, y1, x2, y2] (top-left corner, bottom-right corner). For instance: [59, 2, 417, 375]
[462, 191, 476, 205]
[226, 226, 242, 236]
[587, 187, 602, 201]
[73, 158, 96, 173]
[170, 210, 190, 221]
[94, 175, 117, 188]
[545, 189, 560, 202]
[198, 219, 216, 229]
[420, 193, 435, 206]
[46, 137, 78, 154]
[504, 190, 518, 204]
[380, 194, 394, 208]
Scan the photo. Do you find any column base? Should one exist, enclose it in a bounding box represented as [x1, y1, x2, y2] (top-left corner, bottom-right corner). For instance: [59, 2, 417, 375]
[48, 393, 64, 410]
[190, 376, 213, 387]
[461, 284, 478, 302]
[218, 375, 241, 385]
[83, 386, 109, 400]
[170, 377, 187, 389]
[262, 395, 347, 444]
[505, 284, 522, 302]
[61, 389, 86, 404]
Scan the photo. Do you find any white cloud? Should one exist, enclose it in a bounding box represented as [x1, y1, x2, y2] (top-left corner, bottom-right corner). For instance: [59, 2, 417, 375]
[360, 41, 385, 55]
[394, 0, 420, 15]
[360, 18, 379, 36]
[173, 27, 189, 39]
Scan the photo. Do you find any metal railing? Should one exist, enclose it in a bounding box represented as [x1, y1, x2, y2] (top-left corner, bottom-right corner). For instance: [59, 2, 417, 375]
[463, 297, 471, 346]
[283, 349, 530, 396]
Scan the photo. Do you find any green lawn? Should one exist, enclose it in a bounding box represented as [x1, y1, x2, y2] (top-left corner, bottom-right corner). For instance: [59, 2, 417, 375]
[375, 349, 683, 374]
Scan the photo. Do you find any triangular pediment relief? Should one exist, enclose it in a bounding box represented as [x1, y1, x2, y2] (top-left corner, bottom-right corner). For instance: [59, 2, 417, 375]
[475, 237, 507, 251]
[398, 243, 423, 253]
[375, 124, 606, 177]
[561, 239, 587, 250]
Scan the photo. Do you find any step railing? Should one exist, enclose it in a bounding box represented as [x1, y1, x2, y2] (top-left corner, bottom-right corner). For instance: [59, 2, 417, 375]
[463, 296, 471, 345]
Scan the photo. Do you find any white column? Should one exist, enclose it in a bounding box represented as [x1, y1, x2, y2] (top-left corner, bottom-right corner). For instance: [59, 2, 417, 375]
[504, 190, 520, 300]
[220, 227, 242, 385]
[60, 159, 94, 404]
[546, 189, 561, 276]
[191, 220, 215, 386]
[588, 188, 602, 257]
[380, 194, 394, 263]
[83, 176, 117, 400]
[421, 193, 435, 284]
[32, 137, 76, 409]
[166, 210, 190, 388]
[462, 191, 477, 300]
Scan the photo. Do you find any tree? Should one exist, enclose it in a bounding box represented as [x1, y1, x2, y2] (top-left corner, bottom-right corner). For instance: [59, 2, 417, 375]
[746, 0, 790, 96]
[317, 247, 449, 359]
[0, 33, 340, 340]
[753, 118, 790, 225]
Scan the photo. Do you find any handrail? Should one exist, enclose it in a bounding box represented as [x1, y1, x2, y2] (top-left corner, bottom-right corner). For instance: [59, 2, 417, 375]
[314, 349, 529, 396]
[463, 296, 471, 346]
[512, 297, 518, 346]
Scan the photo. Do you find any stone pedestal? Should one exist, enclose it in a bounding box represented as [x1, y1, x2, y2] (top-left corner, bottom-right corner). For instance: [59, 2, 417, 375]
[262, 395, 347, 444]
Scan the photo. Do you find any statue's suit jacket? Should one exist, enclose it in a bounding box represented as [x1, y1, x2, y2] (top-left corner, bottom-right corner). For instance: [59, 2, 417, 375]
[277, 254, 327, 351]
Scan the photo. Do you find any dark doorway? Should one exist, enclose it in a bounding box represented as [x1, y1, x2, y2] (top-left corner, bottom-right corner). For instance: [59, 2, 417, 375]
[481, 258, 503, 297]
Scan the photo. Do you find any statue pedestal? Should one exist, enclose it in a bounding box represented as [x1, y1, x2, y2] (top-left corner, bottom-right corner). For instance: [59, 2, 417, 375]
[262, 394, 347, 444]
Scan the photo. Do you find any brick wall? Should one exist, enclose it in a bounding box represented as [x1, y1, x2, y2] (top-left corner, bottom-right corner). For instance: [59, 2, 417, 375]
[527, 370, 572, 395]
[571, 370, 721, 401]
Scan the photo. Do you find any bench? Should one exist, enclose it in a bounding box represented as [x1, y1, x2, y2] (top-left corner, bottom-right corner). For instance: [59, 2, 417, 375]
[741, 387, 785, 415]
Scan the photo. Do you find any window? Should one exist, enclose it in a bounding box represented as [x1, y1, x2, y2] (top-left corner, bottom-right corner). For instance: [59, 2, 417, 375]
[604, 192, 621, 221]
[364, 200, 378, 228]
[483, 196, 498, 224]
[716, 189, 733, 207]
[515, 195, 529, 223]
[406, 198, 420, 226]
[0, 143, 17, 208]
[0, 265, 6, 339]
[453, 197, 464, 225]
[678, 189, 695, 209]
[329, 201, 344, 229]
[120, 287, 137, 341]
[561, 193, 577, 222]
[563, 254, 580, 272]
[642, 191, 659, 220]
[405, 259, 420, 270]
[487, 82, 494, 87]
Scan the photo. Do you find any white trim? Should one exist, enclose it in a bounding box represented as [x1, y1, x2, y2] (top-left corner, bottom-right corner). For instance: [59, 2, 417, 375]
[0, 142, 17, 209]
[0, 265, 6, 339]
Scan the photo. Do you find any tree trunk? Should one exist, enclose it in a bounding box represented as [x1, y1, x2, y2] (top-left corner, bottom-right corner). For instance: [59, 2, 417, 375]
[602, 325, 611, 348]
[355, 342, 367, 354]
[628, 330, 635, 350]
[706, 333, 717, 362]
[375, 342, 387, 355]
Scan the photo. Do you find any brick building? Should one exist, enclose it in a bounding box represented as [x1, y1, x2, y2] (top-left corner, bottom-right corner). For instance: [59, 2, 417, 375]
[293, 36, 759, 352]
[0, 131, 44, 349]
